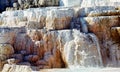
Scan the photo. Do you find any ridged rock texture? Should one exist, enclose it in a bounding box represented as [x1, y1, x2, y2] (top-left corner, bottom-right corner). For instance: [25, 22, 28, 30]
[1, 0, 120, 72]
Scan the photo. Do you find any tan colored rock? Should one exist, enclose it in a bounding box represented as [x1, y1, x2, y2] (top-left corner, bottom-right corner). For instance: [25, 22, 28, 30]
[88, 10, 120, 17]
[111, 27, 120, 43]
[0, 55, 7, 61]
[52, 47, 65, 68]
[14, 33, 27, 51]
[34, 41, 45, 58]
[0, 28, 105, 69]
[116, 6, 120, 10]
[27, 30, 40, 41]
[1, 7, 76, 30]
[44, 52, 54, 68]
[38, 0, 45, 6]
[14, 33, 34, 54]
[81, 16, 120, 66]
[25, 38, 34, 54]
[0, 44, 14, 60]
[0, 18, 3, 25]
[62, 32, 103, 67]
[82, 16, 120, 41]
[43, 32, 54, 52]
[36, 60, 47, 66]
[26, 21, 43, 29]
[38, 0, 59, 6]
[0, 29, 15, 44]
[0, 60, 6, 71]
[46, 8, 74, 30]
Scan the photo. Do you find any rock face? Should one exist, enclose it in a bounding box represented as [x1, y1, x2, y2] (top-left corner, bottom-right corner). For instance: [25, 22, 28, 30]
[0, 28, 102, 69]
[0, 44, 14, 60]
[0, 7, 76, 30]
[63, 32, 103, 67]
[46, 8, 74, 30]
[0, 44, 14, 70]
[81, 16, 120, 66]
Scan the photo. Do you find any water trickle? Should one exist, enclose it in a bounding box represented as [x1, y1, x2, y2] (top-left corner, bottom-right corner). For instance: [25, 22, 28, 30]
[88, 33, 103, 67]
[65, 31, 103, 68]
[80, 18, 88, 33]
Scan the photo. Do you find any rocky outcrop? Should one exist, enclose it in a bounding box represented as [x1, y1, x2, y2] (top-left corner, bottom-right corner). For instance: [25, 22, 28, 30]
[46, 8, 74, 30]
[1, 29, 100, 68]
[81, 15, 120, 66]
[0, 27, 101, 71]
[0, 44, 14, 70]
[0, 44, 14, 60]
[0, 6, 118, 29]
[0, 7, 75, 30]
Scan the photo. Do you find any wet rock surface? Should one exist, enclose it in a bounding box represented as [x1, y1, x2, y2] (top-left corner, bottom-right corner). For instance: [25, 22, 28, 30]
[82, 16, 120, 66]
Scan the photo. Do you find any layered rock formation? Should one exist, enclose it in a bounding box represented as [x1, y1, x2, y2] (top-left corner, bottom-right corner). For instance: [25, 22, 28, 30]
[0, 6, 104, 71]
[0, 28, 103, 70]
